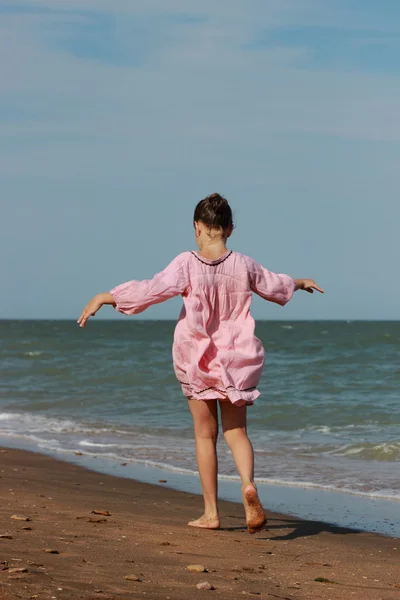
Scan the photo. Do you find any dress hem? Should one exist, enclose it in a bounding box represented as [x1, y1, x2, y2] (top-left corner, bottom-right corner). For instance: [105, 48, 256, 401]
[180, 382, 260, 407]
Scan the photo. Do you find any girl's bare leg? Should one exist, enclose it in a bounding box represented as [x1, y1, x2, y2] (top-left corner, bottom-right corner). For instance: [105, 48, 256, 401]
[219, 401, 266, 533]
[187, 398, 220, 529]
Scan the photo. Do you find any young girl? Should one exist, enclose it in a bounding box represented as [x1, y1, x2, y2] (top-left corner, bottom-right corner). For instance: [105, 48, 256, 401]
[78, 194, 323, 534]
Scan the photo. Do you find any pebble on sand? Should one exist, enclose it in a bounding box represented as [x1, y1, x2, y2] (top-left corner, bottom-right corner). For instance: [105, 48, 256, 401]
[8, 567, 28, 574]
[124, 574, 141, 582]
[44, 549, 59, 554]
[0, 534, 13, 539]
[187, 565, 208, 573]
[314, 577, 337, 584]
[91, 510, 111, 516]
[196, 581, 215, 590]
[10, 515, 31, 521]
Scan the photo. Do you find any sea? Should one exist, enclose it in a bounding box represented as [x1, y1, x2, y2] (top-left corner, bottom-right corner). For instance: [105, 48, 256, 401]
[1, 320, 399, 537]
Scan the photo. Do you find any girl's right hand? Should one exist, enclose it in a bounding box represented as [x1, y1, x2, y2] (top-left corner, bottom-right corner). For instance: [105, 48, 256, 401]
[295, 279, 324, 294]
[77, 295, 104, 328]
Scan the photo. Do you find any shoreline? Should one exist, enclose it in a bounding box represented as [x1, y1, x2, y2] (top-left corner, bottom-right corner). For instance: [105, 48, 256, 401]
[1, 447, 400, 600]
[1, 437, 400, 538]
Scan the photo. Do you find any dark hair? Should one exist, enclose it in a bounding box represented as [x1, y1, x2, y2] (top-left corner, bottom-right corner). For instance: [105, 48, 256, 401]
[193, 193, 233, 232]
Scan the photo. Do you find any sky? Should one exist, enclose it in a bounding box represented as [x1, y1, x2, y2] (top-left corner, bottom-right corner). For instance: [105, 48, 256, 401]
[1, 0, 399, 321]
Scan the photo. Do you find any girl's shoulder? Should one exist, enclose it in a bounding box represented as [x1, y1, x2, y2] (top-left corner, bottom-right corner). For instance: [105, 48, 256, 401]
[174, 250, 259, 271]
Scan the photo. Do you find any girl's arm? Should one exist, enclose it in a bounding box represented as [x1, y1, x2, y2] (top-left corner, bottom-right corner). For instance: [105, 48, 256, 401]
[78, 254, 188, 327]
[248, 257, 323, 305]
[78, 292, 115, 328]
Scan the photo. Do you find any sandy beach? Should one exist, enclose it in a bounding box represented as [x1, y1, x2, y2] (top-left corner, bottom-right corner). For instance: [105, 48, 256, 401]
[0, 448, 399, 600]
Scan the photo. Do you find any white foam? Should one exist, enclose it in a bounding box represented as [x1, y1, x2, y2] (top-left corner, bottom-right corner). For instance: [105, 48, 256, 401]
[79, 441, 118, 448]
[0, 412, 127, 436]
[313, 425, 331, 434]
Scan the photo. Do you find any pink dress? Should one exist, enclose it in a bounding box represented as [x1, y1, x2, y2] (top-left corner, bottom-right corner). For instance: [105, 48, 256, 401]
[110, 250, 295, 406]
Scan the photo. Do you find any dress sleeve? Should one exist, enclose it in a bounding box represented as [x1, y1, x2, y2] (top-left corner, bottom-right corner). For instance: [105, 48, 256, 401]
[110, 254, 188, 315]
[247, 257, 295, 306]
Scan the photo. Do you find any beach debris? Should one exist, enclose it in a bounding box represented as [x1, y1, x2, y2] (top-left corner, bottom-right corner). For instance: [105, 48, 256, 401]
[121, 462, 127, 466]
[196, 581, 215, 590]
[75, 452, 83, 456]
[187, 564, 208, 573]
[10, 515, 31, 522]
[158, 479, 167, 483]
[88, 518, 108, 523]
[314, 577, 337, 584]
[91, 510, 111, 516]
[23, 527, 32, 531]
[27, 562, 43, 567]
[94, 589, 104, 593]
[0, 534, 13, 539]
[44, 549, 59, 554]
[242, 592, 261, 596]
[8, 567, 28, 574]
[124, 574, 141, 582]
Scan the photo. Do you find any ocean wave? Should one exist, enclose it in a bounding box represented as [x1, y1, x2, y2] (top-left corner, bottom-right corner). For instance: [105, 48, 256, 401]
[331, 442, 400, 461]
[41, 446, 400, 500]
[5, 439, 399, 502]
[1, 410, 400, 502]
[0, 412, 129, 436]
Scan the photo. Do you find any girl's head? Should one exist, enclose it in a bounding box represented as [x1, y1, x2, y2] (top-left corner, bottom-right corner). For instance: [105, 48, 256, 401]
[193, 193, 234, 248]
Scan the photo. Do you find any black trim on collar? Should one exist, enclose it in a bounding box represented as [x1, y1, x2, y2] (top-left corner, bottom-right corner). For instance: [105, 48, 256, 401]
[191, 250, 233, 266]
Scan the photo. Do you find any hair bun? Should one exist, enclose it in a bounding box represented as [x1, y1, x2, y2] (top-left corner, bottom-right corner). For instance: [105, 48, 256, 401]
[207, 193, 227, 212]
[193, 193, 233, 232]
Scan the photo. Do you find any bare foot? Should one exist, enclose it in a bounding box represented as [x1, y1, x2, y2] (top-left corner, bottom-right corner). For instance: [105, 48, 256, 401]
[243, 484, 267, 534]
[188, 514, 220, 529]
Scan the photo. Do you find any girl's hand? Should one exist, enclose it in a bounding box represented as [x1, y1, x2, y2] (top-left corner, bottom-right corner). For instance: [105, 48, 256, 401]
[77, 295, 103, 328]
[78, 292, 116, 327]
[295, 279, 324, 294]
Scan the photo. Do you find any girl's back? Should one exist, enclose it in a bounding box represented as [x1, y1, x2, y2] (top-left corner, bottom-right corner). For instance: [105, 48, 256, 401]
[172, 248, 295, 406]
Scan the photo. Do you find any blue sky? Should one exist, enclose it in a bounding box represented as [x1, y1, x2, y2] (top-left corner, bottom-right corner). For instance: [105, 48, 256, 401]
[1, 0, 399, 320]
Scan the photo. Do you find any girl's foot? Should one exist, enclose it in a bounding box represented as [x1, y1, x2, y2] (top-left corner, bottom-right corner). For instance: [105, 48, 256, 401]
[243, 483, 267, 534]
[188, 514, 220, 529]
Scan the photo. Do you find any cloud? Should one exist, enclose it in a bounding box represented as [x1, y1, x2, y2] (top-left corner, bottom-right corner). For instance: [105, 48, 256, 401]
[1, 0, 400, 171]
[1, 1, 400, 319]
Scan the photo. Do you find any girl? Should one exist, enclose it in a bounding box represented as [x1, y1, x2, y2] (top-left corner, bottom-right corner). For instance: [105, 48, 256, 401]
[78, 194, 323, 534]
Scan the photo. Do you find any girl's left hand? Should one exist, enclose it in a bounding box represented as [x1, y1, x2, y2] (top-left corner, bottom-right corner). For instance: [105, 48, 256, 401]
[77, 295, 103, 328]
[297, 279, 324, 294]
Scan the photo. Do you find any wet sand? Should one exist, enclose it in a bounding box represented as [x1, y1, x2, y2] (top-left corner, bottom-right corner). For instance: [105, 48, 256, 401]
[0, 448, 399, 600]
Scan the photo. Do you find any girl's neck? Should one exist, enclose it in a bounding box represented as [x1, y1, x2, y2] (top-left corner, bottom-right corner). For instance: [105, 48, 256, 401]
[196, 241, 229, 260]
